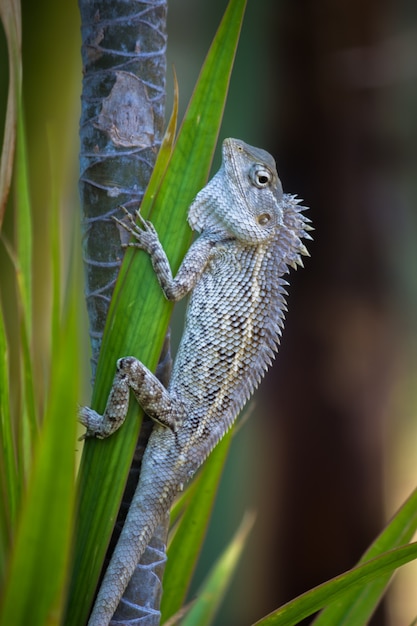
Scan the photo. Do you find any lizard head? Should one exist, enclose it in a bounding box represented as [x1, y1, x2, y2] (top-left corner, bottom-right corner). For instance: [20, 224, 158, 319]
[188, 138, 286, 244]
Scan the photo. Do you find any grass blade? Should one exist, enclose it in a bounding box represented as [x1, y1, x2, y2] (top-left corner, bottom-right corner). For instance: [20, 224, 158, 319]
[253, 543, 417, 626]
[0, 303, 17, 581]
[64, 89, 178, 626]
[181, 512, 255, 626]
[312, 486, 417, 625]
[0, 281, 79, 626]
[14, 98, 37, 476]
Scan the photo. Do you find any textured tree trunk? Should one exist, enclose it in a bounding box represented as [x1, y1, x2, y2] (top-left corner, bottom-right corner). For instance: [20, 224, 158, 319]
[79, 0, 167, 373]
[79, 1, 168, 623]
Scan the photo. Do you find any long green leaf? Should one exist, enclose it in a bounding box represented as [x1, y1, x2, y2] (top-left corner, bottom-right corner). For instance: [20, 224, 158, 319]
[312, 486, 417, 625]
[253, 543, 417, 626]
[0, 280, 79, 626]
[0, 0, 19, 544]
[15, 99, 32, 336]
[15, 98, 37, 476]
[65, 90, 179, 626]
[66, 1, 247, 623]
[0, 34, 35, 587]
[181, 512, 255, 626]
[0, 304, 16, 582]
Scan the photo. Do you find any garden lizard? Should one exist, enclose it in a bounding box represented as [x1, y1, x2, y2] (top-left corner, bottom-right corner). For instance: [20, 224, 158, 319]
[79, 138, 311, 625]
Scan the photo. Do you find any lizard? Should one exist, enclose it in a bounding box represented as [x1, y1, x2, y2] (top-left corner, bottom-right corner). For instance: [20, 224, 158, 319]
[79, 137, 312, 626]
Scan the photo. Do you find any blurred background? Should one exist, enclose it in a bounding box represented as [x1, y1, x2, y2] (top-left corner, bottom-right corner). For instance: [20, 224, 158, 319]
[2, 0, 417, 624]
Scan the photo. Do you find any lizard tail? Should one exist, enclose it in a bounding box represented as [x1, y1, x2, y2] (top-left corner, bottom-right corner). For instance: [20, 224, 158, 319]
[87, 528, 153, 625]
[87, 457, 178, 626]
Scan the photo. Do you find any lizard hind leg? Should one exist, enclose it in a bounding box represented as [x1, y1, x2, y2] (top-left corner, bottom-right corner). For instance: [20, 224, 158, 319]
[117, 356, 185, 432]
[79, 356, 184, 440]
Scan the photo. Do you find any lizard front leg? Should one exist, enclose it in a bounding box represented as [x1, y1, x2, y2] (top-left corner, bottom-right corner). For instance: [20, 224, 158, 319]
[79, 357, 185, 438]
[114, 207, 216, 300]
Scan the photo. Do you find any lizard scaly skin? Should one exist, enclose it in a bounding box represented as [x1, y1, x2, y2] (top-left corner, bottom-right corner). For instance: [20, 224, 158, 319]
[79, 138, 311, 625]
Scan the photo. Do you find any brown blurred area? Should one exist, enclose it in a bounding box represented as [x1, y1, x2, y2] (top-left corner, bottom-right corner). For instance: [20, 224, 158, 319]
[267, 2, 402, 620]
[265, 4, 416, 624]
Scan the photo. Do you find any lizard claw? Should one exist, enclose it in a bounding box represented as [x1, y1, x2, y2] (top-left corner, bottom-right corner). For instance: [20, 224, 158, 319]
[78, 405, 107, 440]
[112, 206, 155, 252]
[112, 205, 138, 231]
[114, 207, 159, 254]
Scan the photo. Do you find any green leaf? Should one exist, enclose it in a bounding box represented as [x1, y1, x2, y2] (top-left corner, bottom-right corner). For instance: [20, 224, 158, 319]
[161, 427, 234, 622]
[14, 98, 37, 475]
[0, 53, 34, 585]
[0, 278, 79, 626]
[252, 543, 417, 626]
[0, 4, 82, 625]
[66, 1, 247, 624]
[312, 486, 417, 625]
[181, 512, 255, 626]
[15, 100, 32, 335]
[0, 303, 17, 581]
[64, 87, 179, 626]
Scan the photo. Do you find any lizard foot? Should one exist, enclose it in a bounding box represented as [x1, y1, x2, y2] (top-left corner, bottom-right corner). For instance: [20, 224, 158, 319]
[113, 206, 160, 254]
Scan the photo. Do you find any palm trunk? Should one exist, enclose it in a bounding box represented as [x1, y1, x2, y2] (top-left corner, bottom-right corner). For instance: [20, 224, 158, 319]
[79, 1, 168, 623]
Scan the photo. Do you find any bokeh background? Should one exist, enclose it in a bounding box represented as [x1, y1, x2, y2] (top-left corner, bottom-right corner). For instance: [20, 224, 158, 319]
[2, 1, 417, 624]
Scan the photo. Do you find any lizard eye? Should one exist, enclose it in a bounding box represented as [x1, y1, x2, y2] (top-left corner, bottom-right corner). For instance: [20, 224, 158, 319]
[250, 164, 273, 188]
[257, 213, 271, 225]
